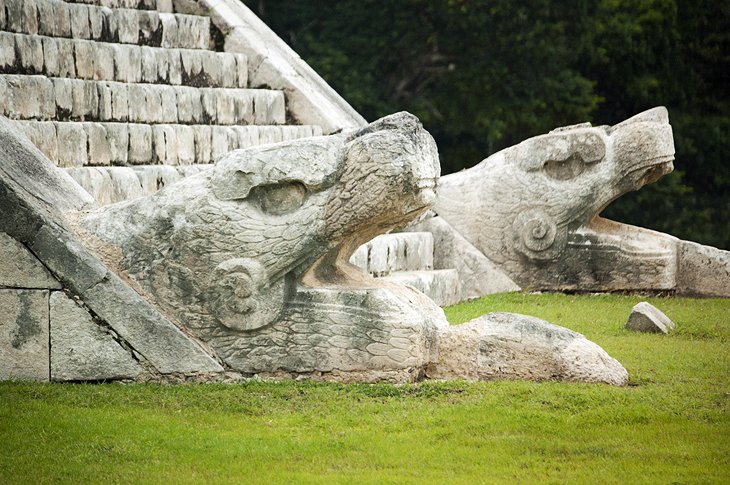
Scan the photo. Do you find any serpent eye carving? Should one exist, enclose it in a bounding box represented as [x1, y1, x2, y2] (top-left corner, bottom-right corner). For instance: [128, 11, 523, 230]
[512, 209, 567, 261]
[543, 153, 587, 180]
[251, 181, 308, 215]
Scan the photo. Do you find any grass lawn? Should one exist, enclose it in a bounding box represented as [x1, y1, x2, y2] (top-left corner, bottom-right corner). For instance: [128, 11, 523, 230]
[1, 293, 728, 484]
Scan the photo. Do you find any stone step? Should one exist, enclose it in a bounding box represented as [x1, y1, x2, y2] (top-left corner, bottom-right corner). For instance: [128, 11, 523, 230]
[62, 0, 208, 16]
[62, 0, 173, 12]
[0, 75, 283, 126]
[379, 270, 462, 307]
[350, 232, 434, 276]
[0, 32, 247, 88]
[14, 120, 323, 166]
[65, 164, 211, 204]
[1, 0, 214, 50]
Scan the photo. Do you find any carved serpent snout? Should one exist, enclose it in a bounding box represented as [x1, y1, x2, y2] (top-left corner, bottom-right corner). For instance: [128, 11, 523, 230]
[434, 107, 675, 267]
[178, 112, 438, 331]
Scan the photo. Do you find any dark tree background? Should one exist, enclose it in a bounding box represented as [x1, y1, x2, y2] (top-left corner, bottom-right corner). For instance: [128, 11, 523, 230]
[245, 0, 729, 249]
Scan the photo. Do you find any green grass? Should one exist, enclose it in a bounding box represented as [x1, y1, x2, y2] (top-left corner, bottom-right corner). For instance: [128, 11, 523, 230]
[1, 293, 729, 484]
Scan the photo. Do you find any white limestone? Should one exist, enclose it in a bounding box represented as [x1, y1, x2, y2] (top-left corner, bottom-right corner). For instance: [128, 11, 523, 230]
[0, 289, 49, 381]
[429, 312, 629, 385]
[379, 269, 461, 307]
[0, 232, 61, 289]
[200, 0, 366, 134]
[625, 302, 675, 334]
[50, 291, 144, 381]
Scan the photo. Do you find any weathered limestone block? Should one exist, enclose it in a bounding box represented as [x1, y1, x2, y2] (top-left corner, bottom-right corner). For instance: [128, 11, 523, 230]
[68, 4, 92, 40]
[176, 86, 204, 123]
[159, 87, 178, 123]
[41, 36, 60, 76]
[113, 43, 142, 84]
[175, 14, 213, 50]
[379, 269, 462, 307]
[229, 90, 255, 125]
[210, 125, 233, 160]
[152, 124, 178, 164]
[14, 121, 58, 164]
[434, 107, 684, 295]
[625, 301, 675, 334]
[15, 34, 44, 74]
[174, 125, 195, 164]
[173, 0, 206, 15]
[87, 4, 107, 40]
[351, 232, 434, 276]
[54, 39, 77, 79]
[214, 90, 236, 125]
[0, 32, 15, 71]
[50, 292, 144, 381]
[138, 10, 162, 46]
[74, 40, 96, 80]
[234, 53, 248, 88]
[36, 0, 55, 36]
[0, 232, 60, 289]
[128, 123, 153, 164]
[0, 289, 49, 381]
[53, 78, 74, 119]
[217, 53, 238, 89]
[104, 123, 129, 164]
[167, 49, 183, 85]
[233, 125, 259, 149]
[193, 124, 212, 163]
[133, 164, 187, 194]
[408, 215, 520, 299]
[71, 78, 99, 121]
[158, 13, 179, 48]
[108, 8, 139, 44]
[253, 90, 285, 124]
[6, 0, 38, 36]
[140, 46, 160, 83]
[429, 313, 629, 385]
[85, 123, 112, 166]
[676, 241, 730, 297]
[56, 122, 88, 166]
[0, 75, 55, 120]
[52, 1, 72, 38]
[66, 167, 142, 206]
[257, 126, 281, 146]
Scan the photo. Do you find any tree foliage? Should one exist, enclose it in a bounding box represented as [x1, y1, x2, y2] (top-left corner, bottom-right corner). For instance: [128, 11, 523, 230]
[247, 0, 729, 248]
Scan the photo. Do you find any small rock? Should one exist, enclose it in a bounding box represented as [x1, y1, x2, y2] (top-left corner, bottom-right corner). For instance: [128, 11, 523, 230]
[625, 301, 675, 334]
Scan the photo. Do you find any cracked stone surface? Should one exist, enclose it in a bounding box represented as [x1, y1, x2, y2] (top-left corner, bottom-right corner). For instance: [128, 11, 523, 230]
[50, 291, 144, 381]
[432, 107, 728, 297]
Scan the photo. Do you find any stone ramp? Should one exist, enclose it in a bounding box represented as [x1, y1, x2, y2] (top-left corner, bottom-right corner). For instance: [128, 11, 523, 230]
[0, 117, 224, 381]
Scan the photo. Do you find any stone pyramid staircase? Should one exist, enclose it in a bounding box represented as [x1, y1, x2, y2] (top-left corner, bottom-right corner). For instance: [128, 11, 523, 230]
[0, 0, 328, 204]
[0, 0, 467, 307]
[349, 232, 461, 306]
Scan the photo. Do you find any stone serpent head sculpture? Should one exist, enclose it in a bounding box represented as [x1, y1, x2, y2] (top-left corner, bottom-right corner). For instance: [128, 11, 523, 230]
[434, 107, 685, 292]
[80, 112, 445, 380]
[75, 112, 627, 384]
